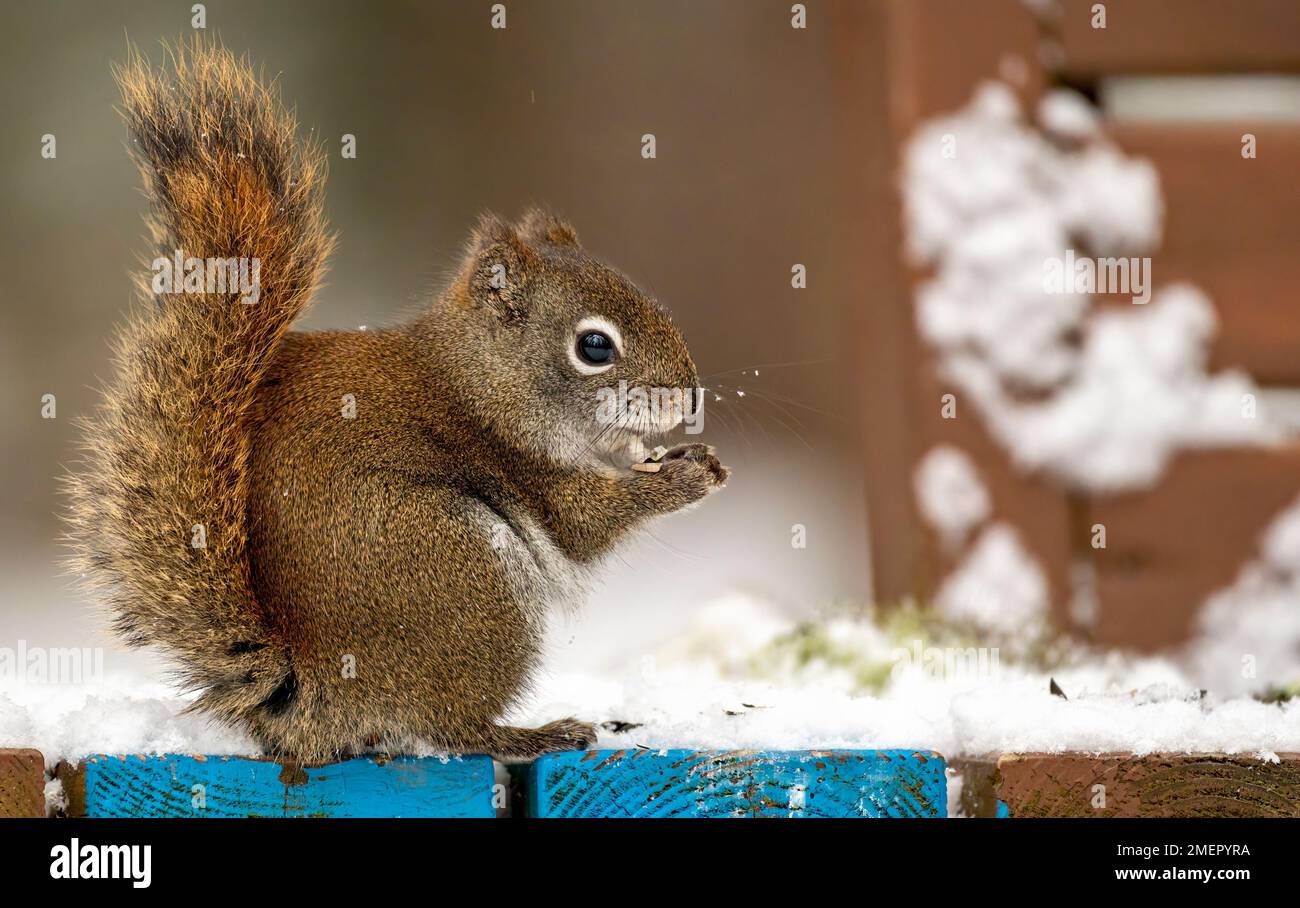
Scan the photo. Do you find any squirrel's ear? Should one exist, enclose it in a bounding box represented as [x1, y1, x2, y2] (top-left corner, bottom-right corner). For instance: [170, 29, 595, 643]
[465, 213, 538, 321]
[517, 207, 580, 248]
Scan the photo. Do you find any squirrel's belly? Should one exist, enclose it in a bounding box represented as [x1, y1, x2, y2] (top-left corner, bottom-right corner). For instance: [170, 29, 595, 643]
[472, 502, 593, 614]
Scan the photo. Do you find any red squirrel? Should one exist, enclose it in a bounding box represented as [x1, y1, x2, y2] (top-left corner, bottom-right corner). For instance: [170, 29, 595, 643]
[66, 40, 728, 763]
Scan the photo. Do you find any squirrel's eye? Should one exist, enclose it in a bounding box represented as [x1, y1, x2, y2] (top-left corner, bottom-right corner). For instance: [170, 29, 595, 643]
[577, 331, 616, 365]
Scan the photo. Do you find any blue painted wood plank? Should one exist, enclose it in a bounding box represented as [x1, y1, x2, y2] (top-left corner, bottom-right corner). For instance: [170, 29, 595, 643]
[526, 749, 947, 818]
[82, 754, 497, 818]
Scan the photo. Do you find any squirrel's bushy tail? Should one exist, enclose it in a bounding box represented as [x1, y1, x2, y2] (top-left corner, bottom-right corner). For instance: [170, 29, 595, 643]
[65, 39, 332, 723]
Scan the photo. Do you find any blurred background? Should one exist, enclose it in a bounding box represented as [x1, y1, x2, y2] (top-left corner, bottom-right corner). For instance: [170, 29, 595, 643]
[0, 0, 887, 673]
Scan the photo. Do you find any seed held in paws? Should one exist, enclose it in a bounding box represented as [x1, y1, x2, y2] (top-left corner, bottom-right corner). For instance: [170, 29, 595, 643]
[629, 444, 670, 473]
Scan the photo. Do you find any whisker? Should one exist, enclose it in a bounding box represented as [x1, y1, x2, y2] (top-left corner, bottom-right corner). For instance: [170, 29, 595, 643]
[698, 358, 832, 382]
[711, 384, 817, 449]
[701, 384, 814, 451]
[578, 405, 635, 463]
[699, 392, 759, 454]
[709, 382, 808, 431]
[642, 529, 708, 563]
[717, 392, 779, 453]
[712, 381, 844, 422]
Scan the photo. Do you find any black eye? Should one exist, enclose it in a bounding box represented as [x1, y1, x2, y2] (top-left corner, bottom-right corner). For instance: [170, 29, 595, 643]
[577, 331, 616, 365]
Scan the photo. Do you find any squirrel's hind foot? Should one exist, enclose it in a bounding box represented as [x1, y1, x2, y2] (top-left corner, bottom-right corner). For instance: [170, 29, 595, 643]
[488, 718, 598, 759]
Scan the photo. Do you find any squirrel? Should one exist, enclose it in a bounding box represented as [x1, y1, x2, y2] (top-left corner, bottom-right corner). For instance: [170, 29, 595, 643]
[65, 40, 728, 764]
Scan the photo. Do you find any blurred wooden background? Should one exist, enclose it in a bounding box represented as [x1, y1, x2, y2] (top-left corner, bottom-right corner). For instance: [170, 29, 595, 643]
[867, 0, 1300, 650]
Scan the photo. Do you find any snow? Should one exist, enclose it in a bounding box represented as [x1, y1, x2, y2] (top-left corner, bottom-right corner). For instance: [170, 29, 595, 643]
[44, 776, 65, 815]
[944, 766, 966, 817]
[1185, 494, 1300, 696]
[914, 445, 991, 551]
[1262, 497, 1300, 569]
[513, 594, 1300, 757]
[913, 447, 1053, 637]
[934, 524, 1050, 634]
[902, 82, 1279, 491]
[1038, 88, 1100, 141]
[0, 675, 253, 767]
[967, 285, 1270, 489]
[3, 593, 1297, 767]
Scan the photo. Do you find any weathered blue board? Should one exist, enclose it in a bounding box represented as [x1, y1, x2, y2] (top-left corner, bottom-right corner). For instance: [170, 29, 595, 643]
[526, 749, 947, 818]
[82, 754, 496, 818]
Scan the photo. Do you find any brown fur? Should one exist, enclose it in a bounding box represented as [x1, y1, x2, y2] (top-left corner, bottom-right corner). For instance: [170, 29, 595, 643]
[65, 39, 727, 763]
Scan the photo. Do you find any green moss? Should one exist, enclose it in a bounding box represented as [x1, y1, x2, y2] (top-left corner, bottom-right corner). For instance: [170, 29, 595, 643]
[747, 619, 890, 694]
[1257, 679, 1300, 704]
[745, 599, 1084, 695]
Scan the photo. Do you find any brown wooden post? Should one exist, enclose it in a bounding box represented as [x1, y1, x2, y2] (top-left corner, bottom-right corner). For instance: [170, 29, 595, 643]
[872, 0, 1078, 623]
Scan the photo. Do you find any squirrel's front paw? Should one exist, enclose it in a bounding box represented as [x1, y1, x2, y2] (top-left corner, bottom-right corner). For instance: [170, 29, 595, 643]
[662, 442, 730, 483]
[645, 443, 729, 509]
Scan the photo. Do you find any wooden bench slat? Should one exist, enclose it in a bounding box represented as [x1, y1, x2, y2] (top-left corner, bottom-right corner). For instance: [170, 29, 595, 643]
[998, 752, 1300, 817]
[526, 749, 947, 818]
[0, 749, 45, 818]
[79, 754, 497, 818]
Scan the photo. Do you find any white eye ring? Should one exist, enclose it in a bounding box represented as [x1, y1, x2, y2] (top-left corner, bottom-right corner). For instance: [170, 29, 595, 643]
[568, 316, 623, 375]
